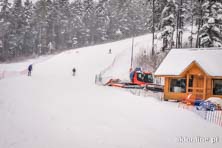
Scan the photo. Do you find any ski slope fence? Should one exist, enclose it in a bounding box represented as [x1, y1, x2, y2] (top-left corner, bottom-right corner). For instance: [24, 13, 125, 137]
[95, 50, 124, 85]
[95, 73, 105, 85]
[180, 106, 222, 127]
[128, 89, 164, 101]
[95, 56, 118, 86]
[192, 109, 222, 127]
[97, 46, 140, 85]
[0, 69, 28, 80]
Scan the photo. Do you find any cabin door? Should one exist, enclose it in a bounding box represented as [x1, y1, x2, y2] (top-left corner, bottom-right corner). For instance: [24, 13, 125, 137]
[188, 75, 204, 99]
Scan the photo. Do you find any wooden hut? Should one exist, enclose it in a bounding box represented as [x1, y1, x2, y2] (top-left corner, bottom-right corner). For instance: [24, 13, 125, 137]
[155, 48, 222, 101]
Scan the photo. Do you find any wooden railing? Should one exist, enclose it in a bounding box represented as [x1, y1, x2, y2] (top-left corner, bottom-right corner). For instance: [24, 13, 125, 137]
[188, 87, 204, 98]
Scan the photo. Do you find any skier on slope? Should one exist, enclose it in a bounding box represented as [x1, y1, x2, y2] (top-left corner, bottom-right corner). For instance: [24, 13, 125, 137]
[72, 67, 76, 76]
[28, 64, 33, 76]
[108, 48, 112, 54]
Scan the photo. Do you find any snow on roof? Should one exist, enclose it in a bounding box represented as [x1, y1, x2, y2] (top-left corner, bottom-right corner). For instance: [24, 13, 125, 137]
[155, 48, 222, 76]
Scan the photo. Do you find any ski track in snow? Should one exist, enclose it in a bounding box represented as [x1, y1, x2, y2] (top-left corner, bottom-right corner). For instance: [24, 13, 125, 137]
[0, 35, 222, 148]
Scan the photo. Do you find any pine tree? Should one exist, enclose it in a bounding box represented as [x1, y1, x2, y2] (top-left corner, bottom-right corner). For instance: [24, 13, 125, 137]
[8, 0, 25, 58]
[44, 0, 55, 53]
[82, 0, 96, 44]
[106, 0, 151, 40]
[160, 0, 176, 51]
[185, 0, 196, 48]
[106, 0, 122, 40]
[195, 0, 207, 48]
[94, 0, 109, 42]
[127, 0, 150, 36]
[70, 0, 84, 47]
[23, 0, 34, 55]
[199, 0, 222, 47]
[118, 1, 132, 37]
[0, 0, 11, 60]
[175, 0, 189, 48]
[48, 0, 61, 50]
[0, 0, 11, 21]
[155, 0, 167, 31]
[33, 0, 52, 54]
[58, 0, 71, 49]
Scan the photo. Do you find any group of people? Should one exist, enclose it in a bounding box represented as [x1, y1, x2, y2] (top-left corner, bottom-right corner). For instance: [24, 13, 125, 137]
[27, 64, 76, 77]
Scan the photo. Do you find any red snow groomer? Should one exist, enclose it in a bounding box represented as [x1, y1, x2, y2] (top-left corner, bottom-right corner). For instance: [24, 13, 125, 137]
[128, 67, 153, 87]
[106, 67, 163, 92]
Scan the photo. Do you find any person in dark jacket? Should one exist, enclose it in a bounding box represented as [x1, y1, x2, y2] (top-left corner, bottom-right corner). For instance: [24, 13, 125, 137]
[72, 67, 76, 76]
[108, 48, 112, 54]
[28, 64, 33, 76]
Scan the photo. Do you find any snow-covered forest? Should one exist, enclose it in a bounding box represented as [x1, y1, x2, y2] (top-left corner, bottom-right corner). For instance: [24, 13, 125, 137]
[0, 0, 222, 62]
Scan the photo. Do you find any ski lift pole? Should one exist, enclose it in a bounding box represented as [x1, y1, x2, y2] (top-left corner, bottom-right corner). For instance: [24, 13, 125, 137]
[130, 13, 136, 71]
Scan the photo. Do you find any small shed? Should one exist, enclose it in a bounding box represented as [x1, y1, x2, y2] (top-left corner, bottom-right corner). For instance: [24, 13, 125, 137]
[155, 48, 222, 101]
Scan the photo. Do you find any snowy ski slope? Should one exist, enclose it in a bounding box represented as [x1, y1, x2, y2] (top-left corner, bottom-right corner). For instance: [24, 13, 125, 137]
[0, 34, 221, 148]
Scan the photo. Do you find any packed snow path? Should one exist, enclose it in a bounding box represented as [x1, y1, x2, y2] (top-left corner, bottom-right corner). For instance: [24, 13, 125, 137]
[0, 37, 222, 148]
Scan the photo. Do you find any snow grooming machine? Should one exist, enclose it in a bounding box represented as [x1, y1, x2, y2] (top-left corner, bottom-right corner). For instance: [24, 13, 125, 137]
[105, 67, 164, 92]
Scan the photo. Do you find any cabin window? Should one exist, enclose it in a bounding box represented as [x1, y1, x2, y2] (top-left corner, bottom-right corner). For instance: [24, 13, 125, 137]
[170, 78, 186, 93]
[213, 79, 222, 95]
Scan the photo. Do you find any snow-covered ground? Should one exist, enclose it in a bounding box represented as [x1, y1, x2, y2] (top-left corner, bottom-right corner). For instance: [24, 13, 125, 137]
[0, 34, 221, 148]
[0, 55, 54, 80]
